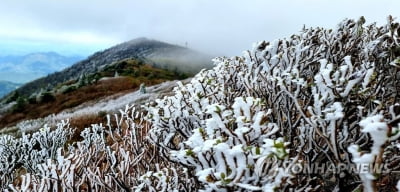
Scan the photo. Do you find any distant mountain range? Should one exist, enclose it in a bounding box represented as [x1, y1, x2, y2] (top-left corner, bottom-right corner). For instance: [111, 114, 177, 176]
[11, 37, 214, 97]
[0, 81, 21, 98]
[0, 52, 83, 83]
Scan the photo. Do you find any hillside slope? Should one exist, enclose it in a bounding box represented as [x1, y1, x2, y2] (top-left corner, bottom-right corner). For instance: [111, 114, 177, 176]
[0, 58, 185, 129]
[10, 38, 213, 97]
[0, 79, 183, 136]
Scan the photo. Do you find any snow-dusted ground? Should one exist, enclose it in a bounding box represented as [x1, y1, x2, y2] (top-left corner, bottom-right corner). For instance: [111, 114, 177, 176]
[0, 101, 15, 117]
[56, 80, 179, 119]
[0, 80, 184, 135]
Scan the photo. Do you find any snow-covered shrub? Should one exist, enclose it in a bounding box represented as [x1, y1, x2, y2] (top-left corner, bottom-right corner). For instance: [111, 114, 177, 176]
[18, 121, 73, 173]
[0, 121, 73, 191]
[140, 83, 146, 94]
[0, 135, 20, 190]
[347, 114, 390, 192]
[147, 16, 400, 191]
[16, 118, 46, 133]
[6, 105, 185, 191]
[3, 16, 400, 191]
[135, 164, 196, 192]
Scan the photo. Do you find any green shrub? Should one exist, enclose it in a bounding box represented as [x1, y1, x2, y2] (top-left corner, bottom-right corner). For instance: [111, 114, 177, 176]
[11, 97, 27, 112]
[40, 92, 55, 103]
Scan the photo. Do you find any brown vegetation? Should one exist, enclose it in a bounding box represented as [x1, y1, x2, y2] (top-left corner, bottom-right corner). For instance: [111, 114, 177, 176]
[0, 57, 187, 130]
[0, 75, 170, 129]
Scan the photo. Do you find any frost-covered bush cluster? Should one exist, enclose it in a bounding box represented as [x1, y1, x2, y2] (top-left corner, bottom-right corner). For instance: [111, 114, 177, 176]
[146, 16, 400, 191]
[1, 16, 400, 191]
[0, 121, 72, 191]
[1, 106, 195, 191]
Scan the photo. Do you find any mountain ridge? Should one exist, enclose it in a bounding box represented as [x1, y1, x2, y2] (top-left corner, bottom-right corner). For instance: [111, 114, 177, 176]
[0, 81, 22, 98]
[0, 37, 213, 129]
[0, 52, 83, 83]
[8, 37, 213, 98]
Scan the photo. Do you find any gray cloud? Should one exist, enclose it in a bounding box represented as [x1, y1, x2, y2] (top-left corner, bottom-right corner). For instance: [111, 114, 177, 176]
[0, 0, 399, 56]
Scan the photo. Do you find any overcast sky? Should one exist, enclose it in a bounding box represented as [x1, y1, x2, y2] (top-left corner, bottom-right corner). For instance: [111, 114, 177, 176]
[0, 0, 398, 57]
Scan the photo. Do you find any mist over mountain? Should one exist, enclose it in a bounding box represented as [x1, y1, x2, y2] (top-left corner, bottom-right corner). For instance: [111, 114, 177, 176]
[0, 37, 213, 130]
[0, 52, 83, 83]
[12, 37, 213, 97]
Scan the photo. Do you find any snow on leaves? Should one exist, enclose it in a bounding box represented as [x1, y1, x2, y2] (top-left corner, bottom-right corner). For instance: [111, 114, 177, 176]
[147, 16, 400, 191]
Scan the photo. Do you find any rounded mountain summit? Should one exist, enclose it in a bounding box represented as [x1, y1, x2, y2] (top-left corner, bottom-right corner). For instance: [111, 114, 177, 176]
[12, 37, 215, 97]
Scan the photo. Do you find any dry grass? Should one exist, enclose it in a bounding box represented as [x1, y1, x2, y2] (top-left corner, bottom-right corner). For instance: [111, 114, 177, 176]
[0, 76, 170, 129]
[68, 114, 108, 143]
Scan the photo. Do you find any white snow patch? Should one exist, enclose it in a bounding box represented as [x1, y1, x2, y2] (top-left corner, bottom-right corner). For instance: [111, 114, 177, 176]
[6, 80, 181, 133]
[359, 114, 388, 155]
[397, 180, 400, 192]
